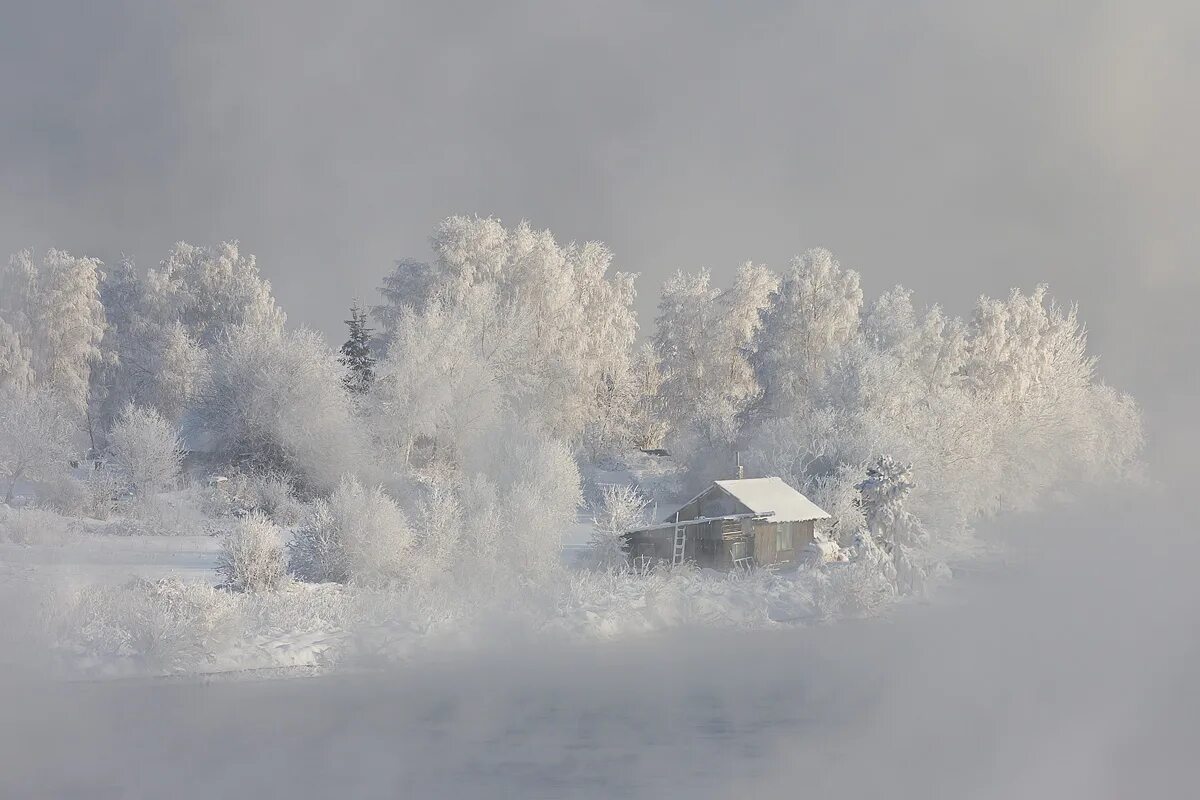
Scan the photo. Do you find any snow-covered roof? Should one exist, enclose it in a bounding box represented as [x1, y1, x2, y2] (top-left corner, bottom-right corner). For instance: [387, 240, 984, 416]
[711, 477, 831, 523]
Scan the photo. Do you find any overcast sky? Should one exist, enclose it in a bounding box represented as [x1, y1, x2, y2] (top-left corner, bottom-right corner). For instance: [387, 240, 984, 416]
[2, 0, 1197, 455]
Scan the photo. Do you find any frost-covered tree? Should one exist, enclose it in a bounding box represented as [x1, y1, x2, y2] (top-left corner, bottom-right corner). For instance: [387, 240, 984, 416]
[857, 456, 930, 593]
[653, 262, 777, 474]
[857, 456, 927, 549]
[628, 344, 669, 450]
[0, 388, 76, 504]
[954, 285, 1141, 514]
[217, 513, 287, 592]
[0, 318, 31, 395]
[374, 258, 438, 339]
[910, 304, 969, 390]
[144, 241, 284, 349]
[863, 286, 916, 354]
[0, 249, 106, 413]
[338, 303, 376, 394]
[373, 217, 638, 450]
[90, 257, 208, 433]
[653, 269, 720, 443]
[581, 367, 640, 461]
[738, 271, 1142, 563]
[370, 284, 516, 468]
[718, 261, 778, 396]
[588, 483, 649, 569]
[752, 248, 862, 416]
[92, 242, 281, 434]
[107, 404, 184, 501]
[809, 462, 869, 546]
[573, 241, 640, 456]
[192, 325, 365, 490]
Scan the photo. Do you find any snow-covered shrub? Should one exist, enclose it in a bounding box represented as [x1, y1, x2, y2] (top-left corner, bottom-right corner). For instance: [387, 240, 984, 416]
[216, 469, 307, 525]
[808, 463, 868, 546]
[461, 422, 582, 582]
[40, 467, 125, 520]
[107, 404, 183, 505]
[0, 504, 77, 545]
[50, 578, 239, 675]
[288, 503, 347, 584]
[81, 463, 124, 519]
[39, 469, 94, 517]
[408, 479, 462, 587]
[588, 483, 649, 570]
[811, 538, 898, 618]
[217, 513, 287, 592]
[288, 477, 414, 586]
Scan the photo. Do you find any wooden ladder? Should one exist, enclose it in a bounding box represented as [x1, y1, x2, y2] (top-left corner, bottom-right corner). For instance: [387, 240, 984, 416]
[671, 514, 686, 565]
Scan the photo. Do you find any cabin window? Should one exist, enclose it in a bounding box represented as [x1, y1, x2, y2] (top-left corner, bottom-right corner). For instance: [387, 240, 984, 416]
[775, 523, 794, 552]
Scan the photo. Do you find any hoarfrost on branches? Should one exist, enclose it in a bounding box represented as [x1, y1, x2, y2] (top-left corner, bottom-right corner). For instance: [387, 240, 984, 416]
[0, 387, 76, 504]
[107, 404, 184, 506]
[217, 512, 288, 593]
[589, 484, 650, 570]
[289, 476, 415, 587]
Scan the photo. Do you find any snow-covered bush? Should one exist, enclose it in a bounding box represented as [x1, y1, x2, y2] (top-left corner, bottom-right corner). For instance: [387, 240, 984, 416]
[460, 422, 582, 582]
[288, 504, 348, 584]
[289, 477, 414, 586]
[40, 464, 125, 519]
[50, 578, 239, 675]
[408, 479, 462, 587]
[811, 547, 898, 619]
[217, 513, 287, 592]
[215, 469, 308, 525]
[588, 484, 649, 570]
[81, 463, 124, 519]
[808, 463, 868, 546]
[0, 504, 77, 545]
[107, 404, 184, 505]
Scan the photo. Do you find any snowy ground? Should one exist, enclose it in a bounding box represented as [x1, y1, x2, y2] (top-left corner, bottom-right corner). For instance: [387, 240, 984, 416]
[0, 534, 222, 585]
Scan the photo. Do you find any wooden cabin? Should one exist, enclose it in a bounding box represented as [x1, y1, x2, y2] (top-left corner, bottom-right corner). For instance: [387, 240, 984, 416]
[624, 477, 831, 571]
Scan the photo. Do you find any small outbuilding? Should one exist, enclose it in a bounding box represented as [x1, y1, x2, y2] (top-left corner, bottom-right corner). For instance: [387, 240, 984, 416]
[624, 477, 831, 571]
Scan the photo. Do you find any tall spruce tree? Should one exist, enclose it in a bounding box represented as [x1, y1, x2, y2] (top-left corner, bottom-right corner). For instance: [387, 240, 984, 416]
[339, 303, 376, 394]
